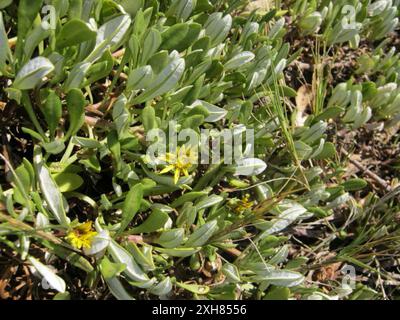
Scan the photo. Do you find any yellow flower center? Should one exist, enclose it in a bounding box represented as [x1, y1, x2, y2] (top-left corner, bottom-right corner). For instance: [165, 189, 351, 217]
[66, 221, 98, 250]
[159, 145, 198, 184]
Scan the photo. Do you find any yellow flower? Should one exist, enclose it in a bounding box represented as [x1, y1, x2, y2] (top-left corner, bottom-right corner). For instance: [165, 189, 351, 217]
[159, 145, 198, 184]
[66, 221, 98, 250]
[232, 194, 254, 214]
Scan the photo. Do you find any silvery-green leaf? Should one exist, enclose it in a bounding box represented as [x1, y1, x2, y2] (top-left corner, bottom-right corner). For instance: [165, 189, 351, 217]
[189, 100, 227, 122]
[274, 59, 287, 74]
[23, 24, 51, 62]
[126, 65, 153, 92]
[71, 136, 102, 149]
[84, 230, 111, 256]
[261, 270, 304, 287]
[207, 43, 225, 58]
[328, 83, 350, 107]
[353, 107, 372, 129]
[185, 220, 218, 247]
[28, 257, 66, 293]
[204, 13, 232, 46]
[14, 57, 54, 90]
[300, 121, 327, 145]
[299, 12, 322, 34]
[149, 277, 173, 296]
[19, 235, 30, 260]
[248, 67, 268, 90]
[140, 28, 162, 65]
[132, 52, 185, 104]
[232, 158, 267, 176]
[268, 245, 289, 265]
[64, 62, 92, 91]
[85, 14, 131, 63]
[112, 94, 129, 137]
[268, 17, 285, 38]
[168, 0, 197, 21]
[224, 52, 255, 71]
[242, 22, 259, 41]
[35, 212, 49, 229]
[118, 0, 144, 16]
[368, 0, 390, 16]
[309, 138, 325, 159]
[104, 276, 135, 300]
[294, 140, 313, 160]
[195, 195, 223, 210]
[259, 203, 306, 237]
[108, 240, 149, 282]
[222, 263, 241, 283]
[33, 147, 70, 226]
[127, 243, 155, 271]
[156, 228, 185, 248]
[382, 94, 400, 117]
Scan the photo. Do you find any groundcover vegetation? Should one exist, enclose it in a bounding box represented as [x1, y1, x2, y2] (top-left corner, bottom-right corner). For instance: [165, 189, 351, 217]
[0, 0, 399, 300]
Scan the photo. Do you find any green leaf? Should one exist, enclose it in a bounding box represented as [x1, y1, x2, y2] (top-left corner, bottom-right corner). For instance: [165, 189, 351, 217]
[314, 142, 336, 160]
[56, 19, 96, 49]
[71, 136, 102, 149]
[53, 292, 71, 300]
[119, 183, 144, 234]
[154, 246, 200, 257]
[0, 0, 12, 9]
[176, 282, 209, 295]
[53, 173, 84, 192]
[42, 140, 65, 155]
[128, 209, 170, 234]
[342, 178, 368, 192]
[23, 24, 51, 63]
[141, 105, 158, 133]
[174, 23, 202, 52]
[263, 287, 291, 300]
[140, 28, 162, 65]
[171, 191, 208, 208]
[99, 256, 126, 279]
[41, 90, 62, 138]
[15, 0, 43, 62]
[160, 23, 189, 51]
[66, 89, 86, 139]
[0, 12, 12, 73]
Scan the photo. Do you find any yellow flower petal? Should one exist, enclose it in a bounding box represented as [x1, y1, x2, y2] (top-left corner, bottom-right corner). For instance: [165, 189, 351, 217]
[160, 165, 175, 175]
[174, 169, 181, 184]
